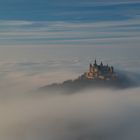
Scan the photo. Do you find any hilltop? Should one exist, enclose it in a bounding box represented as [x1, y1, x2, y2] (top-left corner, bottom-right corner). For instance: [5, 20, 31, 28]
[39, 60, 140, 94]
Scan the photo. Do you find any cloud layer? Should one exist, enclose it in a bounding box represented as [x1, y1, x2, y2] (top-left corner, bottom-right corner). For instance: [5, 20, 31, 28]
[1, 88, 140, 140]
[0, 45, 139, 139]
[0, 44, 140, 140]
[0, 0, 140, 45]
[0, 19, 140, 45]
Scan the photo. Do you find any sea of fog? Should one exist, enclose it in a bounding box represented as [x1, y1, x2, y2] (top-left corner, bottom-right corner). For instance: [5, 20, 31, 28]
[0, 45, 140, 140]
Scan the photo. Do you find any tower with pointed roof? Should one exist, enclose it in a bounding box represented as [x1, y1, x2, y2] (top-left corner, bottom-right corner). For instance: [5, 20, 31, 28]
[94, 59, 97, 67]
[86, 59, 116, 80]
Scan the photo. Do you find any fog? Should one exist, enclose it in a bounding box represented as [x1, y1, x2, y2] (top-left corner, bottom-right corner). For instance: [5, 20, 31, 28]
[0, 88, 140, 140]
[0, 46, 140, 140]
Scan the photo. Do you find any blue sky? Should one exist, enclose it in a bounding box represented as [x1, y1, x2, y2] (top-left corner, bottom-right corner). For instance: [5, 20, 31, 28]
[0, 0, 140, 21]
[0, 0, 140, 45]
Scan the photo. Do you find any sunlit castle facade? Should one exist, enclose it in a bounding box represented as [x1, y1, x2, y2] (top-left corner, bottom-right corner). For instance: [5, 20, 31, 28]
[86, 60, 117, 80]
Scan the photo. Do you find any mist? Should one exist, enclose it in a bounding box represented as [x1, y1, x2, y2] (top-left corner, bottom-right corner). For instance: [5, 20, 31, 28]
[0, 46, 140, 140]
[0, 86, 140, 140]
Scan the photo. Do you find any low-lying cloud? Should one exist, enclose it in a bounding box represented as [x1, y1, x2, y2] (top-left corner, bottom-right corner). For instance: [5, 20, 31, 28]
[0, 64, 140, 140]
[1, 88, 140, 140]
[0, 45, 140, 140]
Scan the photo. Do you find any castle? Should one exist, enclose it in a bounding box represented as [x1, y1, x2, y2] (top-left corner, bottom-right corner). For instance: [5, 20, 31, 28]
[85, 60, 117, 80]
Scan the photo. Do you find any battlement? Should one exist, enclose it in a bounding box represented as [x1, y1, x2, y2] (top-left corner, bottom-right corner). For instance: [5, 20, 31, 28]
[85, 60, 117, 80]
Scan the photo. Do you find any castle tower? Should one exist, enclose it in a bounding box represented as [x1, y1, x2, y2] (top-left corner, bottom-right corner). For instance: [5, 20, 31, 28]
[100, 61, 103, 67]
[89, 63, 93, 73]
[111, 66, 114, 73]
[94, 59, 97, 67]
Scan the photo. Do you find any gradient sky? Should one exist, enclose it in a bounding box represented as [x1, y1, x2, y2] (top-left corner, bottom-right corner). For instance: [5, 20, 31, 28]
[0, 0, 140, 45]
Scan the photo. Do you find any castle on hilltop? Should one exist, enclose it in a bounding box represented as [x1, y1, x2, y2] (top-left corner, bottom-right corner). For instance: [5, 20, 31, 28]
[85, 60, 117, 80]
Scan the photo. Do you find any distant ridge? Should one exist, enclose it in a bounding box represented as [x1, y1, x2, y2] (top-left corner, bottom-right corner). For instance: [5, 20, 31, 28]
[39, 70, 140, 94]
[38, 60, 140, 94]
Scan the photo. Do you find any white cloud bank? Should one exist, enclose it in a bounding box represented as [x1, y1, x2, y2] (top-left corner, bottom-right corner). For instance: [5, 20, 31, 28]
[0, 88, 140, 140]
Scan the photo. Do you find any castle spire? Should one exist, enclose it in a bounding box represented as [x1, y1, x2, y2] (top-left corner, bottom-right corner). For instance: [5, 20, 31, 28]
[94, 59, 97, 66]
[100, 61, 103, 66]
[89, 63, 93, 73]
